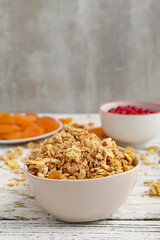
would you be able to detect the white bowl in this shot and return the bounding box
[24,147,140,222]
[100,100,160,145]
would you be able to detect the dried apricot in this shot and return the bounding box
[25,113,39,120]
[88,127,105,138]
[0,134,6,140]
[25,115,37,123]
[0,112,60,140]
[12,113,36,127]
[0,112,11,118]
[23,123,44,138]
[0,112,16,125]
[48,171,62,179]
[36,117,60,133]
[4,131,24,140]
[0,125,20,133]
[59,118,72,124]
[0,118,15,125]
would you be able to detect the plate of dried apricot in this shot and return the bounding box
[0,112,63,144]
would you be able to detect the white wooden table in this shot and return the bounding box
[0,114,160,240]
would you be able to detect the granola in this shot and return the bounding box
[0,146,26,186]
[0,146,23,161]
[149,182,160,197]
[25,122,96,149]
[26,126,135,180]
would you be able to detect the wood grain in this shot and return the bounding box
[0,1,160,113]
[0,220,160,240]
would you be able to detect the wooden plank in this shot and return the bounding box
[0,220,160,240]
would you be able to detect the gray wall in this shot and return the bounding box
[0,0,160,113]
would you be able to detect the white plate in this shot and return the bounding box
[0,118,63,144]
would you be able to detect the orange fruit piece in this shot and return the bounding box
[25,115,37,123]
[0,118,16,125]
[48,171,62,179]
[59,118,72,124]
[0,112,16,125]
[12,113,36,127]
[0,134,6,140]
[25,113,39,120]
[88,127,105,138]
[0,125,21,133]
[23,123,44,138]
[36,117,60,133]
[0,112,11,118]
[4,131,24,140]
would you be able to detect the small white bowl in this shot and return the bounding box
[24,147,140,222]
[100,100,160,145]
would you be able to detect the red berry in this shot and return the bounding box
[108,105,155,115]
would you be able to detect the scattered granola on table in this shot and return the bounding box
[143,179,160,197]
[0,146,26,186]
[26,125,135,180]
[0,146,23,161]
[126,145,160,167]
[149,181,160,197]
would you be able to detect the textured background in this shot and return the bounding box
[0,0,160,113]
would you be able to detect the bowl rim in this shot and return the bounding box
[99,100,160,116]
[24,147,141,183]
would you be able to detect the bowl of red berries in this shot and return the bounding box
[99,100,160,146]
